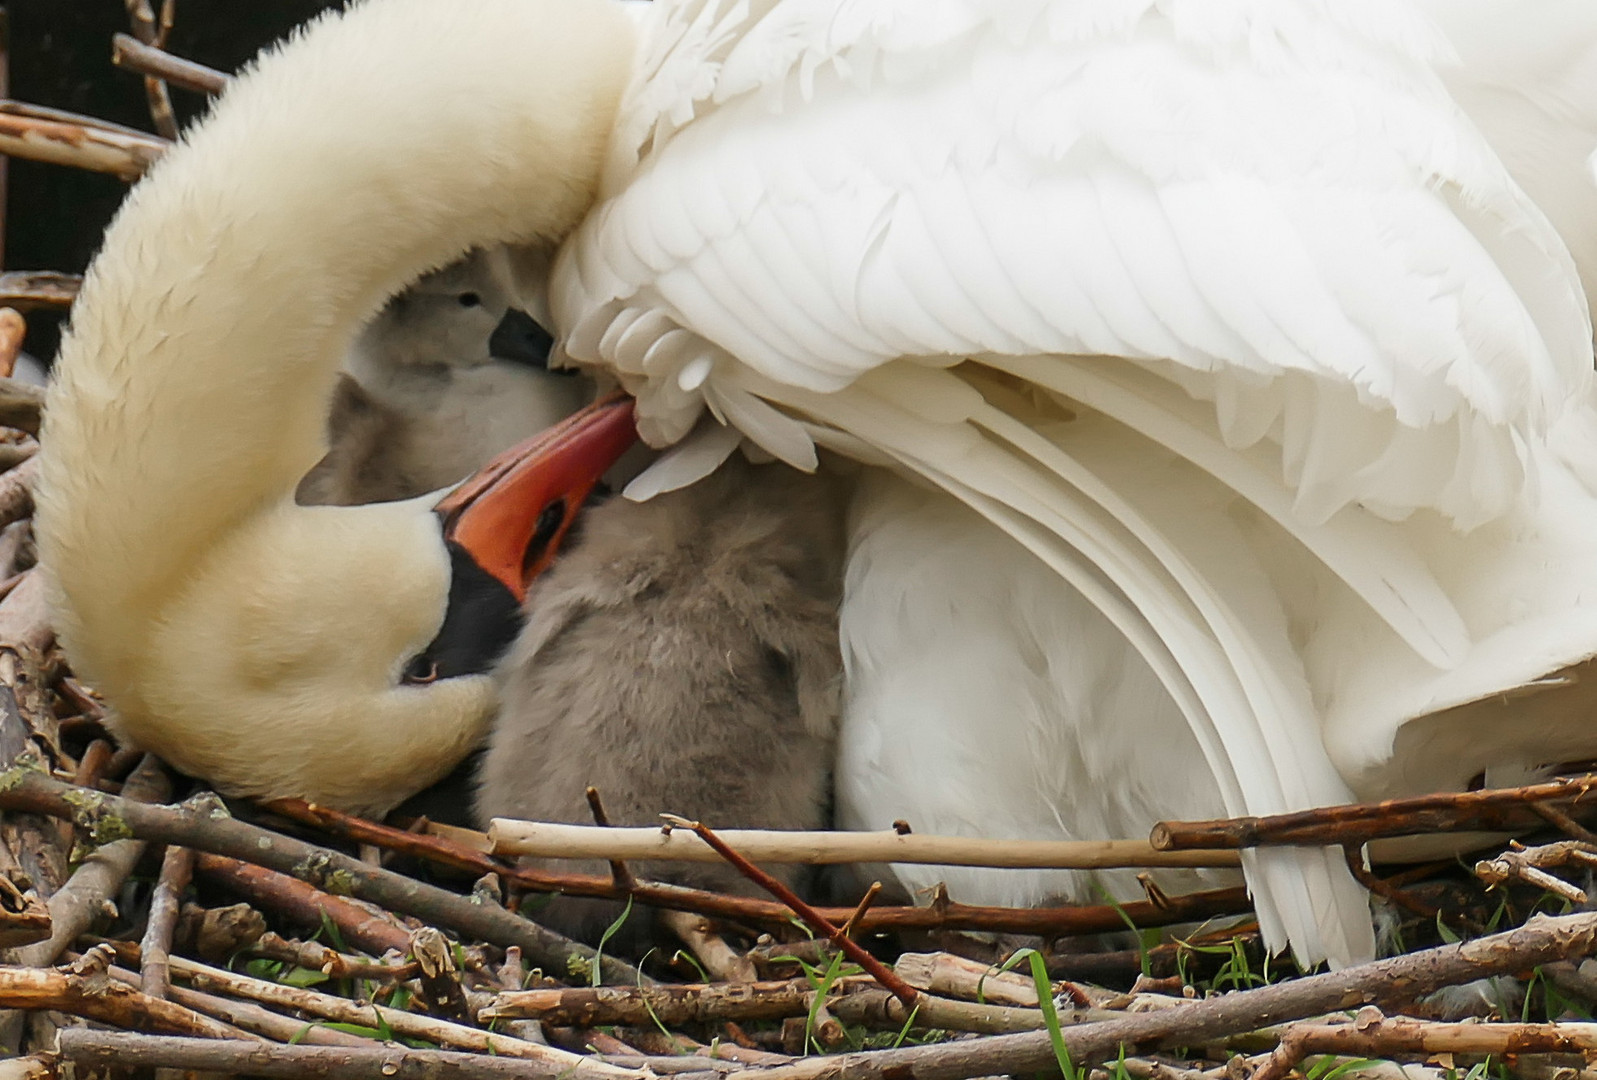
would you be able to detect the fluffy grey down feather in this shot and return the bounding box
[477,455,848,942]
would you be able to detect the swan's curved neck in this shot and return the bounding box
[39,0,636,712]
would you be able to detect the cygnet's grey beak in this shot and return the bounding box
[489,308,565,371]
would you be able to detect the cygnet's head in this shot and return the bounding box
[353,246,556,372]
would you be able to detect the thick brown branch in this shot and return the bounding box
[1254,1010,1597,1080]
[0,311,21,381]
[0,772,641,984]
[0,378,42,438]
[747,911,1597,1080]
[832,988,1058,1035]
[57,1029,661,1080]
[194,852,413,957]
[0,272,79,313]
[165,950,621,1069]
[0,102,167,180]
[486,979,825,1027]
[660,909,758,982]
[97,956,375,1047]
[894,952,1039,1007]
[0,959,243,1037]
[1153,775,1597,850]
[489,820,1240,870]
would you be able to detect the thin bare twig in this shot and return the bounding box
[840,881,882,940]
[587,786,637,892]
[1475,839,1597,903]
[1342,844,1441,922]
[95,956,375,1046]
[139,842,193,999]
[1529,800,1597,844]
[111,33,228,96]
[0,874,46,952]
[664,814,920,1007]
[249,931,417,983]
[1153,775,1597,851]
[123,0,178,139]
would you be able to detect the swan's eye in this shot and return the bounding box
[522,499,567,576]
[458,292,482,308]
[402,654,440,685]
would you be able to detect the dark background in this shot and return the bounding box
[6,1,343,360]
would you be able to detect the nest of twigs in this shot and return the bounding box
[0,564,1595,1080]
[10,6,1597,1080]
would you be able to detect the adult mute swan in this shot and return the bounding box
[36,0,640,815]
[37,0,1597,970]
[548,0,1597,967]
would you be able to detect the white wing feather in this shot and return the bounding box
[553,0,1597,966]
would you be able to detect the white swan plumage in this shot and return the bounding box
[36,0,638,815]
[550,0,1597,966]
[37,0,1597,969]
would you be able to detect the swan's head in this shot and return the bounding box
[86,396,639,815]
[36,0,642,815]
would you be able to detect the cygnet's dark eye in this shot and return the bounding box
[521,499,567,578]
[402,654,440,685]
[458,292,482,308]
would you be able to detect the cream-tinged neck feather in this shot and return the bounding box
[36,0,636,811]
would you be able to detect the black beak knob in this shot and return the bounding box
[489,308,563,370]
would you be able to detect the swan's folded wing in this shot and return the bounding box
[552,0,1597,965]
[557,0,1593,522]
[1416,0,1597,313]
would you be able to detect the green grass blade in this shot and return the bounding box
[592,897,634,988]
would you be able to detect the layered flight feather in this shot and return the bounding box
[551,0,1597,966]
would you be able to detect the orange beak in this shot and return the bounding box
[435,393,639,602]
